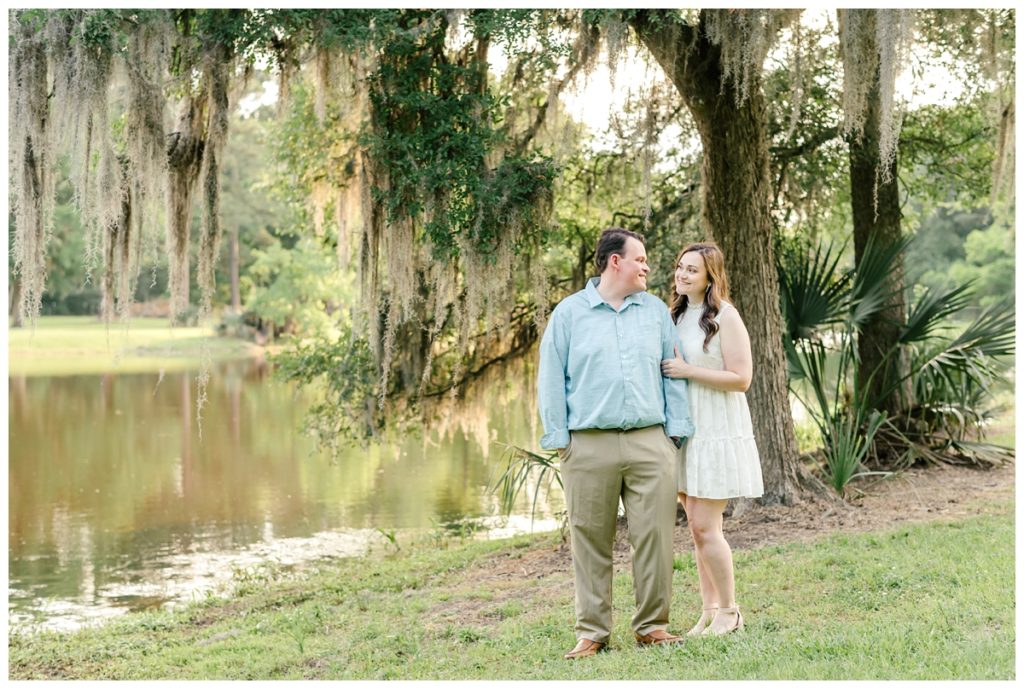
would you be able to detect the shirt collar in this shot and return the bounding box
[585,277,645,310]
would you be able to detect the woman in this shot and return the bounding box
[661,242,764,636]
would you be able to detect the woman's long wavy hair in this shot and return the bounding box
[670,242,731,352]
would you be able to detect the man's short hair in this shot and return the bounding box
[595,228,645,274]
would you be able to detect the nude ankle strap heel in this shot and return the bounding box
[702,605,744,635]
[687,606,718,636]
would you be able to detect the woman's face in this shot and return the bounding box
[674,251,710,302]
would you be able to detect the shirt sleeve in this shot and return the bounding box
[661,307,695,440]
[537,306,570,450]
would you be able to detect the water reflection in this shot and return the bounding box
[8,359,562,631]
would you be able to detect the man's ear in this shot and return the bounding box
[608,253,621,270]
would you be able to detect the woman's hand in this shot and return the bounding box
[661,346,694,379]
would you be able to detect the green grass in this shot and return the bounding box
[9,507,1014,680]
[9,316,260,376]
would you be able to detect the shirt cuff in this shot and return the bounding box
[665,419,695,442]
[540,429,570,450]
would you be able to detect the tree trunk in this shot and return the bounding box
[632,10,800,505]
[166,99,205,323]
[9,276,24,328]
[167,157,196,322]
[101,160,133,323]
[845,11,909,414]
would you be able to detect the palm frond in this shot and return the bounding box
[946,296,1016,359]
[899,282,975,345]
[790,338,837,423]
[784,337,808,382]
[492,444,562,521]
[875,392,1012,469]
[944,439,1015,466]
[821,408,886,493]
[849,235,913,331]
[778,241,851,341]
[914,297,1015,390]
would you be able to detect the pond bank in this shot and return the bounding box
[9,470,1014,680]
[8,316,263,376]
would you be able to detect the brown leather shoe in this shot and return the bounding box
[563,638,607,660]
[634,629,684,646]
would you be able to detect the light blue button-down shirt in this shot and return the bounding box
[537,277,695,449]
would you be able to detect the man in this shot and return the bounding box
[538,227,695,660]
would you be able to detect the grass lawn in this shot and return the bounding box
[9,507,1013,680]
[8,316,261,376]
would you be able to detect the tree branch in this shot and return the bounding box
[629,10,697,67]
[899,128,993,156]
[769,126,840,159]
[422,306,543,399]
[513,22,601,155]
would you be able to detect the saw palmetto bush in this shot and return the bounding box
[890,294,1015,466]
[779,235,1014,495]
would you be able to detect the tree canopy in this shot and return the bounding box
[8,8,1015,497]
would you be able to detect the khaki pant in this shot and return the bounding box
[561,425,678,643]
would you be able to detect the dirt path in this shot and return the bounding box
[698,459,1015,552]
[431,461,1014,628]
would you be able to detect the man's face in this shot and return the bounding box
[617,237,650,293]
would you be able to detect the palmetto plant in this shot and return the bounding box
[788,331,890,494]
[780,235,1014,495]
[889,296,1016,466]
[493,444,564,526]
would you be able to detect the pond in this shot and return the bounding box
[8,359,563,631]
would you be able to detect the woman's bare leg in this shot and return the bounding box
[680,493,718,633]
[687,497,741,634]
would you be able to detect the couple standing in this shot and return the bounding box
[537,228,764,660]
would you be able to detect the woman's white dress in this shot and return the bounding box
[676,301,764,499]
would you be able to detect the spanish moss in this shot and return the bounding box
[704,9,802,105]
[9,13,54,324]
[838,9,915,185]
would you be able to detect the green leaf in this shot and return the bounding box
[899,282,975,344]
[848,234,913,332]
[778,240,851,341]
